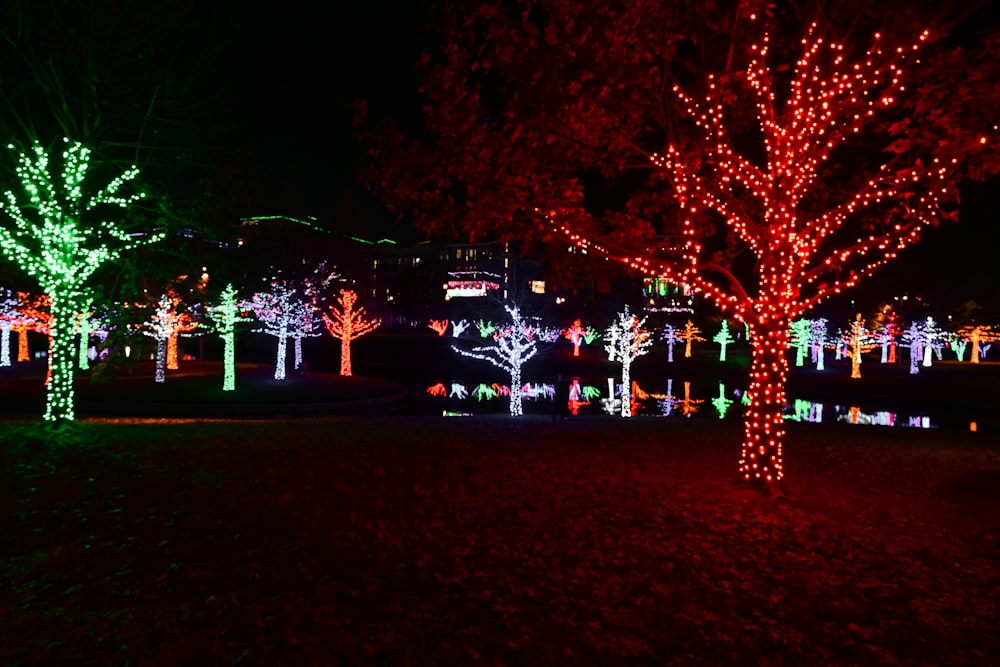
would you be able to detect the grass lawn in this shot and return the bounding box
[1,416,997,665]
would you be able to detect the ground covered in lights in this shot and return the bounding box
[1,417,997,665]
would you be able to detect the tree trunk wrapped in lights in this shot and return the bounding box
[250,280,312,381]
[205,284,252,391]
[365,4,1000,490]
[0,140,160,420]
[604,306,653,418]
[552,24,996,489]
[0,288,20,366]
[322,289,380,377]
[451,304,539,417]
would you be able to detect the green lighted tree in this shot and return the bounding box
[0,139,163,421]
[205,283,252,391]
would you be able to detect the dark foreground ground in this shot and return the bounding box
[1,416,998,665]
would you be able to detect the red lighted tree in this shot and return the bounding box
[322,289,380,376]
[365,4,1000,490]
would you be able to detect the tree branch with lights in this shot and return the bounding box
[0,140,162,420]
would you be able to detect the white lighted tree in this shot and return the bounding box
[810,318,829,371]
[0,288,19,366]
[322,289,380,376]
[451,304,540,417]
[0,139,160,420]
[143,292,189,384]
[604,306,653,418]
[250,279,304,381]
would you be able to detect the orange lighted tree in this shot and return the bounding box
[12,292,52,363]
[322,289,380,376]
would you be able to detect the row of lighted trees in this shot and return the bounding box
[443,305,998,418]
[0,283,380,388]
[0,138,384,421]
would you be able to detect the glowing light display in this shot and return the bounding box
[789,319,812,367]
[475,319,497,338]
[713,320,735,362]
[679,381,703,418]
[810,318,829,371]
[604,306,653,417]
[444,280,499,300]
[682,320,705,359]
[250,279,305,381]
[901,321,924,374]
[205,284,252,391]
[0,139,160,420]
[0,288,20,366]
[322,289,380,376]
[451,305,540,416]
[11,292,52,363]
[553,22,985,488]
[564,319,598,356]
[712,383,735,419]
[957,324,997,364]
[473,383,498,401]
[848,314,875,379]
[660,323,683,363]
[143,293,182,383]
[874,311,900,364]
[428,319,449,336]
[657,378,680,416]
[452,319,471,337]
[426,382,447,397]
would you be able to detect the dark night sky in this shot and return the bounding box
[222,2,998,319]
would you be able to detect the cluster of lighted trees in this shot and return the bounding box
[441,301,999,419]
[789,313,997,377]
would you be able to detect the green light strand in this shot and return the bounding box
[0,139,163,421]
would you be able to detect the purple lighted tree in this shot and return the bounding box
[660,323,683,363]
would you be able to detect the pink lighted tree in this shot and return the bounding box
[322,289,380,376]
